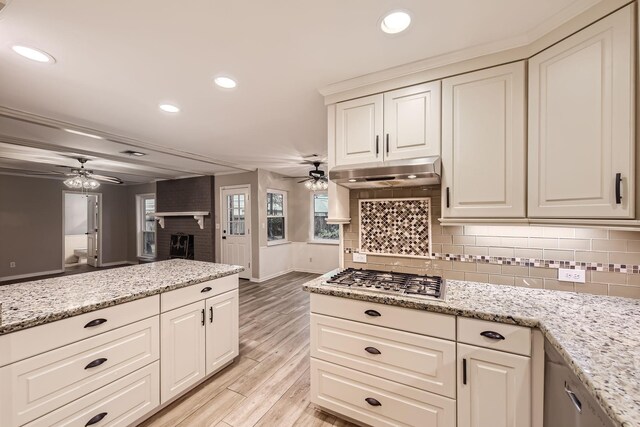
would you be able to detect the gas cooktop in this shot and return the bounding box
[324,268,445,300]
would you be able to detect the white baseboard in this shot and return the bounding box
[293,268,333,275]
[0,269,64,282]
[252,268,295,283]
[100,261,131,267]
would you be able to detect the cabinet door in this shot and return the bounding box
[383,82,441,161]
[442,62,526,218]
[160,301,206,404]
[457,344,531,427]
[335,94,383,166]
[205,289,239,376]
[528,5,635,218]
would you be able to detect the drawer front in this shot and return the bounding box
[457,317,531,356]
[311,358,456,427]
[0,316,159,427]
[25,362,159,427]
[311,314,455,398]
[310,294,455,340]
[161,274,238,312]
[0,296,159,367]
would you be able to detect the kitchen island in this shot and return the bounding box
[0,259,243,427]
[304,270,640,427]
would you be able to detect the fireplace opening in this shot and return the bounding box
[170,233,194,259]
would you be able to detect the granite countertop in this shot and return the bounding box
[0,259,244,335]
[304,270,640,427]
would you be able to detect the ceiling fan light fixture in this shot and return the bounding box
[380,10,411,34]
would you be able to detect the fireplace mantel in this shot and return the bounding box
[153,211,209,229]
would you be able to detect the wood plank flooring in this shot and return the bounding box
[140,271,358,427]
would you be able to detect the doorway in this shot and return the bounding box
[221,186,251,279]
[62,192,102,271]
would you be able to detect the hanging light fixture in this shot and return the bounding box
[63,159,101,193]
[299,162,329,191]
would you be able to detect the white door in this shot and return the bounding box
[221,188,251,279]
[160,301,206,404]
[528,5,635,218]
[86,195,99,267]
[442,62,526,218]
[457,344,531,427]
[205,289,239,376]
[335,94,384,166]
[384,81,441,161]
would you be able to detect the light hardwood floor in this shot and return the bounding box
[139,271,358,427]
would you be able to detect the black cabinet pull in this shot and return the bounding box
[463,358,467,385]
[446,187,450,208]
[201,286,212,293]
[84,318,107,328]
[365,346,381,355]
[480,331,505,340]
[209,306,213,323]
[201,309,205,326]
[85,412,108,426]
[84,358,108,370]
[615,173,622,204]
[365,397,382,407]
[375,135,379,156]
[385,134,389,154]
[364,309,381,317]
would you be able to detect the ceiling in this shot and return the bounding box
[0,0,600,181]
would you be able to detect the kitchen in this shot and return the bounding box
[1,1,640,427]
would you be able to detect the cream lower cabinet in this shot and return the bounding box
[161,288,239,403]
[457,344,531,427]
[528,4,635,218]
[441,61,526,218]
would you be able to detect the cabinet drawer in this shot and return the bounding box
[161,274,238,312]
[0,316,159,427]
[24,362,159,427]
[0,295,159,367]
[310,294,454,340]
[311,314,455,398]
[311,358,456,427]
[457,317,531,356]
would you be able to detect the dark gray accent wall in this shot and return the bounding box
[156,176,215,262]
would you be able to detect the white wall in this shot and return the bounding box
[258,242,339,282]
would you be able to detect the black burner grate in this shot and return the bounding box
[325,268,443,299]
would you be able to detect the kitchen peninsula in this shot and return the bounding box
[0,259,243,427]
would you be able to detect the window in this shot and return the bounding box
[312,192,339,241]
[136,194,156,258]
[267,190,286,242]
[226,194,246,235]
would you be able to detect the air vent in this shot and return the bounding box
[120,150,146,157]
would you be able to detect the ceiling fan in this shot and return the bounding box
[62,158,123,190]
[297,161,329,191]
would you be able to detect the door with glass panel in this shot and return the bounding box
[221,187,251,279]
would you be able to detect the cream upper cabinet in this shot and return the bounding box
[205,290,239,375]
[334,83,441,166]
[528,5,635,218]
[335,94,383,166]
[458,343,531,427]
[441,62,526,218]
[383,82,441,161]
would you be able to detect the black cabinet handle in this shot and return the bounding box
[201,286,212,293]
[84,318,107,328]
[209,306,213,323]
[615,173,622,204]
[84,358,108,370]
[463,358,467,385]
[201,309,205,326]
[365,397,382,407]
[375,135,379,156]
[385,134,389,154]
[85,412,108,426]
[365,346,381,355]
[480,331,505,340]
[364,309,381,317]
[446,187,450,208]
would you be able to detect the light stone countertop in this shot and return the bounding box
[303,270,640,427]
[0,259,243,335]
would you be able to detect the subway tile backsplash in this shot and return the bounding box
[342,187,640,298]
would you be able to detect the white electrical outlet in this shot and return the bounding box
[9,262,15,268]
[353,253,367,263]
[558,268,585,283]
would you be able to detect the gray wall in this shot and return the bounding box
[64,193,88,235]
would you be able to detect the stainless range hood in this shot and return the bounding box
[329,156,441,189]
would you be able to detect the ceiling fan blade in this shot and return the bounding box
[90,174,124,184]
[298,179,311,183]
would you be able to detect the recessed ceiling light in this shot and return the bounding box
[121,150,146,157]
[12,45,55,63]
[348,179,357,183]
[214,76,237,89]
[380,11,411,34]
[159,104,180,113]
[63,128,103,139]
[407,174,417,179]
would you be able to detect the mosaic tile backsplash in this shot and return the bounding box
[359,198,431,258]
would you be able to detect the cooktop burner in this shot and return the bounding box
[324,268,445,300]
